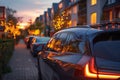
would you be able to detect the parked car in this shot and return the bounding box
[25,36,36,49]
[24,36,29,45]
[30,36,50,57]
[37,26,120,80]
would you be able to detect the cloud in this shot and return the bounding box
[15,9,44,22]
[34,1,41,5]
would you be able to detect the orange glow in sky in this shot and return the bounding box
[17,22,29,30]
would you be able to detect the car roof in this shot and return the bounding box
[55,27,103,38]
[26,35,37,38]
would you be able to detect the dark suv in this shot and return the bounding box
[37,27,120,80]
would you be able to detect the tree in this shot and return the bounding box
[28,17,44,35]
[4,8,21,39]
[35,20,44,31]
[6,7,18,26]
[52,11,71,32]
[29,24,35,30]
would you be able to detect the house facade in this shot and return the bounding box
[78,0,87,25]
[39,15,44,23]
[43,11,47,36]
[66,0,80,27]
[87,0,107,25]
[0,6,6,38]
[102,0,120,22]
[51,3,59,21]
[50,3,59,36]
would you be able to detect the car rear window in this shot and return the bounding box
[93,30,120,61]
[93,41,120,61]
[93,30,120,44]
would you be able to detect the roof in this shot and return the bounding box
[34,36,50,39]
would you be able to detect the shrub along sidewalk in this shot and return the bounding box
[0,39,14,79]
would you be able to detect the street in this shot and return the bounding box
[0,0,120,80]
[3,39,38,80]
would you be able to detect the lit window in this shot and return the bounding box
[91,0,97,5]
[109,10,112,21]
[73,20,77,26]
[118,10,120,18]
[59,2,63,9]
[71,0,77,2]
[91,12,97,24]
[73,6,77,14]
[51,9,53,14]
[47,12,48,17]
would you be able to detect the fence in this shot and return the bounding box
[91,22,120,30]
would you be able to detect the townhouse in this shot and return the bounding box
[87,0,107,25]
[102,0,120,22]
[0,6,6,38]
[38,0,120,36]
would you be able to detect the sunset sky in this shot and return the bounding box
[0,0,60,22]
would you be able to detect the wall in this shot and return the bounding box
[87,0,107,25]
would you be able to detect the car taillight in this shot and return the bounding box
[84,58,120,79]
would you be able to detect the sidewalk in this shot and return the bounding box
[3,39,38,80]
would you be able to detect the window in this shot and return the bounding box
[108,0,116,4]
[62,40,80,53]
[54,39,63,52]
[70,0,78,3]
[56,32,68,44]
[109,10,112,21]
[32,38,36,43]
[73,6,77,14]
[78,42,85,53]
[59,2,63,9]
[91,0,97,5]
[72,20,77,26]
[47,38,56,51]
[47,38,63,52]
[51,9,53,14]
[0,7,5,19]
[118,10,120,18]
[90,12,97,24]
[47,32,68,52]
[61,33,82,53]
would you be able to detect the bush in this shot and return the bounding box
[0,39,14,77]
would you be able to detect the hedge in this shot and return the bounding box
[0,39,14,79]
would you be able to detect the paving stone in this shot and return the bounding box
[3,40,38,80]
